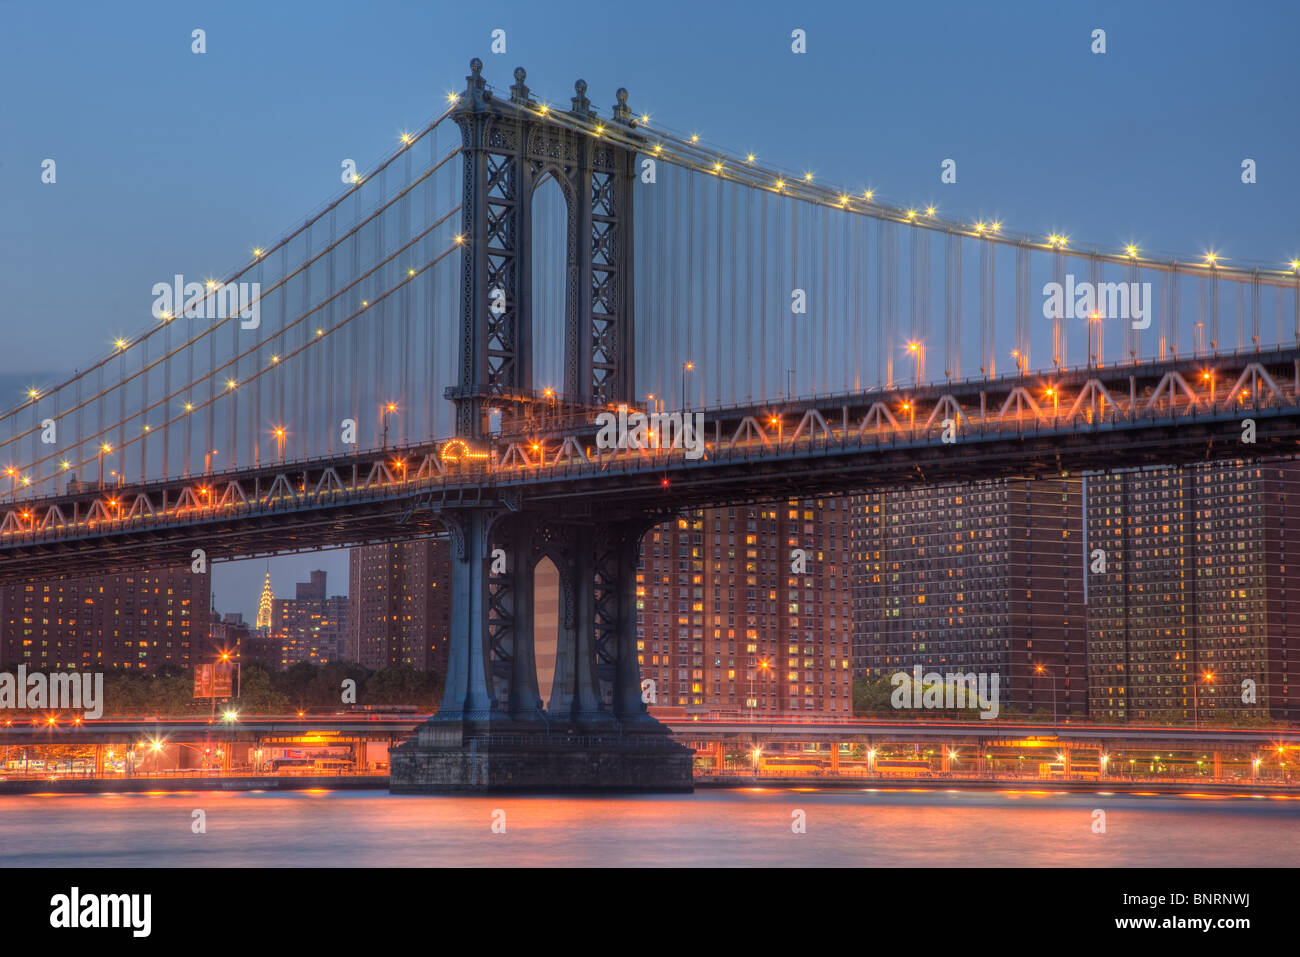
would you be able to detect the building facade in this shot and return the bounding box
[268,570,350,669]
[1086,461,1300,723]
[638,499,855,717]
[851,478,1087,718]
[348,541,451,673]
[0,567,209,674]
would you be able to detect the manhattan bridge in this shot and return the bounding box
[3,60,1298,789]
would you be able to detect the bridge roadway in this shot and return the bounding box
[2,346,1299,579]
[3,713,1297,751]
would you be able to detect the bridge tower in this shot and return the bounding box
[445,57,638,440]
[391,61,690,793]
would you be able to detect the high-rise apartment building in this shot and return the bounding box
[851,479,1087,718]
[0,567,209,674]
[637,499,855,716]
[269,570,350,669]
[349,541,451,672]
[1086,461,1300,723]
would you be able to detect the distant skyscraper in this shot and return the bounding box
[268,570,349,669]
[255,570,274,632]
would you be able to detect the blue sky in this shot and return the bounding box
[2,0,1296,619]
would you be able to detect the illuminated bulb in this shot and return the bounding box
[205,279,217,288]
[974,222,985,233]
[362,300,368,307]
[990,221,1001,232]
[713,161,723,172]
[447,92,459,103]
[804,172,813,181]
[454,235,464,244]
[840,195,850,206]
[640,114,649,124]
[60,461,69,469]
[253,248,262,257]
[270,355,279,363]
[1290,260,1300,272]
[1205,251,1218,264]
[906,209,917,220]
[115,338,127,350]
[184,402,193,412]
[746,153,755,163]
[690,134,699,143]
[775,179,785,190]
[400,133,412,144]
[408,268,415,276]
[653,143,662,153]
[1126,245,1138,257]
[925,206,935,216]
[101,444,112,453]
[226,379,237,390]
[316,329,324,336]
[27,389,37,399]
[595,124,605,136]
[539,104,549,115]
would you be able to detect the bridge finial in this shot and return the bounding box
[463,58,487,107]
[571,78,593,118]
[510,66,532,105]
[612,87,632,124]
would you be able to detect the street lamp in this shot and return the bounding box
[1035,663,1058,724]
[273,427,286,462]
[749,656,769,721]
[1193,670,1215,728]
[380,402,398,448]
[97,443,112,489]
[680,362,694,410]
[907,341,923,385]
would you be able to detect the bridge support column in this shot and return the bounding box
[1213,751,1222,781]
[390,507,690,793]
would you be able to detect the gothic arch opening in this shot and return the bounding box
[533,555,561,709]
[531,174,568,395]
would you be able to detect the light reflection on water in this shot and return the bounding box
[2,788,1298,867]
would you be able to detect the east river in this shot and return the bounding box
[3,787,1298,866]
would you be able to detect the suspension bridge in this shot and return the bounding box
[5,59,1299,790]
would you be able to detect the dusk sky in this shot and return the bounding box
[2,0,1296,620]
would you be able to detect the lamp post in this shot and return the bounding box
[380,402,398,449]
[907,341,922,386]
[97,443,112,489]
[749,657,769,721]
[1035,663,1057,724]
[1193,670,1215,728]
[680,362,694,411]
